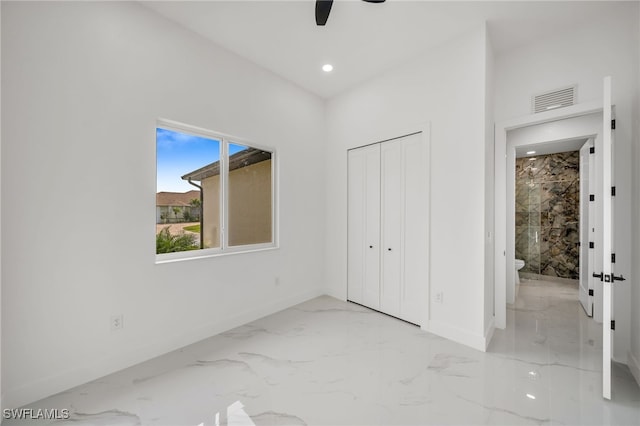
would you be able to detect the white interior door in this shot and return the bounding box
[379,132,427,325]
[601,76,614,400]
[579,140,593,316]
[347,144,381,309]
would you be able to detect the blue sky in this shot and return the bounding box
[156,128,220,192]
[157,128,250,193]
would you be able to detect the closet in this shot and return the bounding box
[347,131,429,325]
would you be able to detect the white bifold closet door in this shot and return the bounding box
[348,132,427,325]
[347,143,381,310]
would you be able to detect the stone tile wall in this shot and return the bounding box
[515,151,580,279]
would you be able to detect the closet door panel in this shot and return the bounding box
[399,133,428,325]
[363,145,382,309]
[380,139,403,318]
[347,145,381,309]
[347,149,366,304]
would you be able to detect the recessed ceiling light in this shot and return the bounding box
[526,150,536,155]
[322,64,334,72]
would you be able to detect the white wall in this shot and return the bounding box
[0,0,3,415]
[484,27,496,337]
[325,26,492,350]
[494,3,639,363]
[1,2,325,408]
[630,1,640,387]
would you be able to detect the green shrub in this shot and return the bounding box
[156,227,198,253]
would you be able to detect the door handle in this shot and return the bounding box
[594,272,627,282]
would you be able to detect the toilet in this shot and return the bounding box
[515,259,525,284]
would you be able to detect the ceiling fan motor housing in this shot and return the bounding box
[316,0,386,26]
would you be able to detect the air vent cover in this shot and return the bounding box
[532,85,576,113]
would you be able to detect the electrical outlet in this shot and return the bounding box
[111,314,124,331]
[435,292,444,304]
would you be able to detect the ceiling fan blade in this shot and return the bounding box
[315,0,333,26]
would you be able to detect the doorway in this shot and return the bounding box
[495,77,629,401]
[504,113,603,319]
[515,143,591,286]
[512,141,589,309]
[494,102,605,329]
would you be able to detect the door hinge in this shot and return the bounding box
[588,289,594,296]
[589,194,595,202]
[611,253,616,263]
[611,320,615,330]
[589,242,594,249]
[611,186,616,196]
[590,147,595,154]
[611,119,616,130]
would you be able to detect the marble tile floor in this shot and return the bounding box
[7,280,640,426]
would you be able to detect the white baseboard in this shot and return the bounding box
[4,289,323,410]
[426,319,488,352]
[629,350,640,389]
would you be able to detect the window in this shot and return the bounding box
[156,120,276,261]
[227,143,273,246]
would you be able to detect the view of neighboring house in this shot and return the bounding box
[156,189,201,224]
[181,147,272,248]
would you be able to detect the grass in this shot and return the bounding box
[183,224,200,233]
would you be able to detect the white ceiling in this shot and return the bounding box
[515,137,589,158]
[143,1,626,99]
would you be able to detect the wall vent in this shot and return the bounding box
[532,85,576,113]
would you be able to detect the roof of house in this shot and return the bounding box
[181,147,271,182]
[156,190,200,207]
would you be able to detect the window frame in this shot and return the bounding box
[155,118,278,263]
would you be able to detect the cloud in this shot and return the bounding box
[156,128,202,150]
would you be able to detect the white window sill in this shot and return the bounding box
[155,244,279,264]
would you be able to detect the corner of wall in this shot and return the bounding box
[320,98,331,299]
